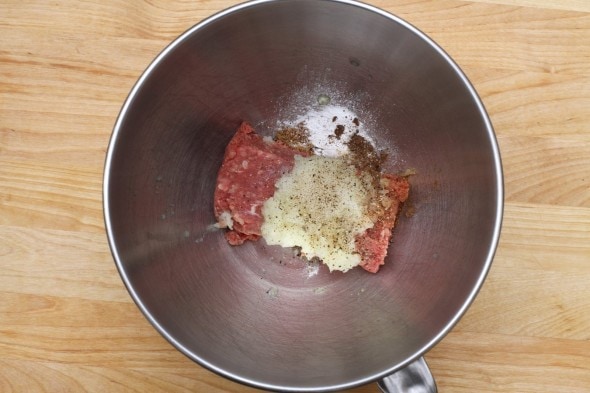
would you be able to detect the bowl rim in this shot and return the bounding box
[103,0,504,391]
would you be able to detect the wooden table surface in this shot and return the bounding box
[1,0,589,392]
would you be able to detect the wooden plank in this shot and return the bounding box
[0,164,104,232]
[471,70,590,141]
[0,359,263,393]
[459,0,590,13]
[457,204,590,340]
[499,136,590,207]
[429,331,590,393]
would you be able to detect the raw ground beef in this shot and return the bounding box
[213,122,306,245]
[214,122,409,273]
[355,174,410,273]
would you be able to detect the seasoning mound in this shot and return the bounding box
[213,120,409,273]
[273,124,314,154]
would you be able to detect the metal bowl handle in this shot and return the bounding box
[377,357,437,393]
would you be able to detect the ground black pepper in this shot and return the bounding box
[274,123,314,154]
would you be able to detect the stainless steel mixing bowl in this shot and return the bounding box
[104,0,503,391]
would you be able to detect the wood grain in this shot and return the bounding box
[461,0,590,12]
[1,0,589,392]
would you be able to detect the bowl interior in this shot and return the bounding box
[105,1,502,391]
